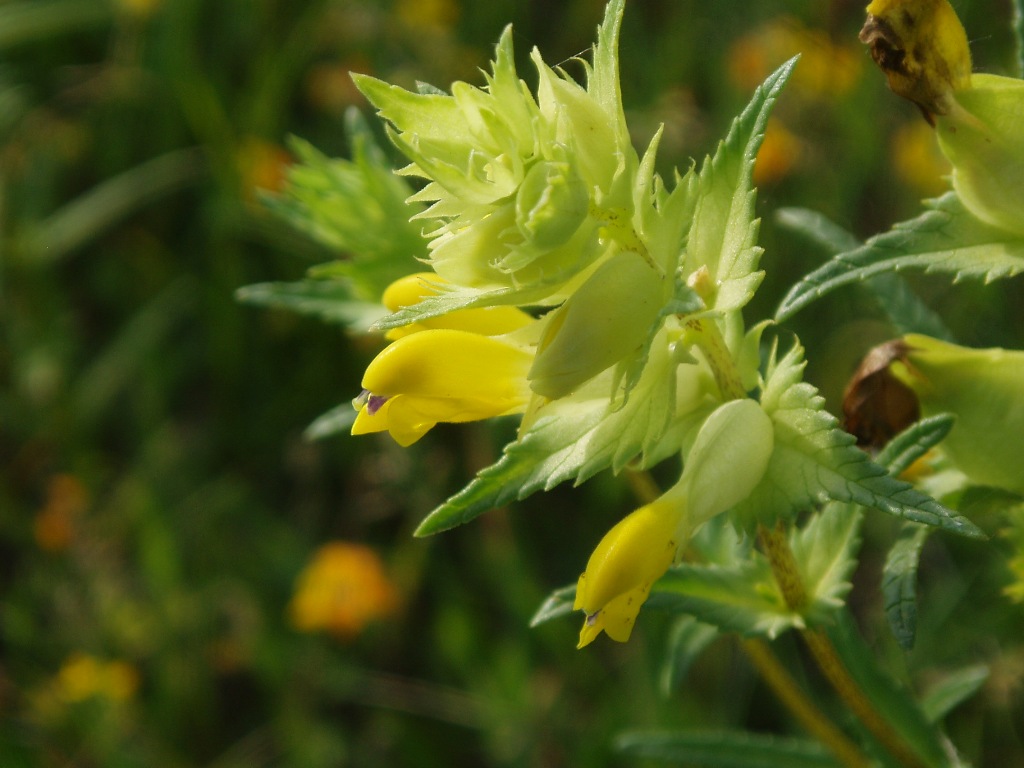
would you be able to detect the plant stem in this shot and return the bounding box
[741,638,871,768]
[685,317,746,400]
[758,524,931,768]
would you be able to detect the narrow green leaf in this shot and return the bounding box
[775,193,1024,322]
[304,403,358,441]
[882,522,930,651]
[615,730,840,768]
[875,414,957,649]
[826,612,952,768]
[659,617,720,697]
[1014,0,1024,78]
[686,57,797,313]
[920,665,989,723]
[776,207,953,340]
[529,584,576,627]
[875,414,956,478]
[235,280,387,331]
[0,0,112,50]
[21,148,205,265]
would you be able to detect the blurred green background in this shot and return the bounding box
[2,0,1022,765]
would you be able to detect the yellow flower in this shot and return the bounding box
[57,654,139,703]
[288,542,399,639]
[574,497,684,647]
[574,400,774,647]
[352,328,534,446]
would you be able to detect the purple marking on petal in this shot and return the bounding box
[366,394,390,415]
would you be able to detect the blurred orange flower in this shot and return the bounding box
[34,474,88,552]
[754,118,801,185]
[288,542,399,639]
[237,137,293,201]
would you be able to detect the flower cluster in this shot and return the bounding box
[331,0,983,648]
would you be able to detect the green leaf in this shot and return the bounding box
[775,192,1024,322]
[0,0,112,50]
[647,559,796,637]
[775,208,953,341]
[873,414,956,649]
[267,114,427,300]
[921,665,990,723]
[659,616,719,696]
[826,612,953,768]
[882,522,930,651]
[791,504,862,622]
[304,403,358,441]
[20,148,205,265]
[685,57,797,313]
[529,584,576,627]
[734,340,984,540]
[1014,0,1024,78]
[875,414,956,477]
[235,280,387,331]
[615,730,840,767]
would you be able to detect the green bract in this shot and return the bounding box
[937,74,1024,236]
[351,3,633,299]
[892,334,1024,494]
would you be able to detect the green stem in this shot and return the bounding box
[685,317,746,400]
[741,638,871,768]
[758,524,931,768]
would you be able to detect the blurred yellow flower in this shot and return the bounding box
[116,0,161,18]
[727,18,861,100]
[890,119,951,197]
[57,654,139,703]
[395,0,459,30]
[289,542,399,639]
[33,474,88,552]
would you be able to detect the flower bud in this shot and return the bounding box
[515,157,590,250]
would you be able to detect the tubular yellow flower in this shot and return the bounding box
[574,400,774,647]
[574,498,683,647]
[352,329,534,446]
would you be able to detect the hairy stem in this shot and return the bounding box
[741,638,871,768]
[759,524,930,768]
[685,317,746,400]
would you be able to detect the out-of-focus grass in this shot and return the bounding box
[0,1,1021,766]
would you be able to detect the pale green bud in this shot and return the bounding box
[528,251,665,399]
[515,157,590,250]
[936,74,1024,236]
[891,334,1024,493]
[678,398,775,526]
